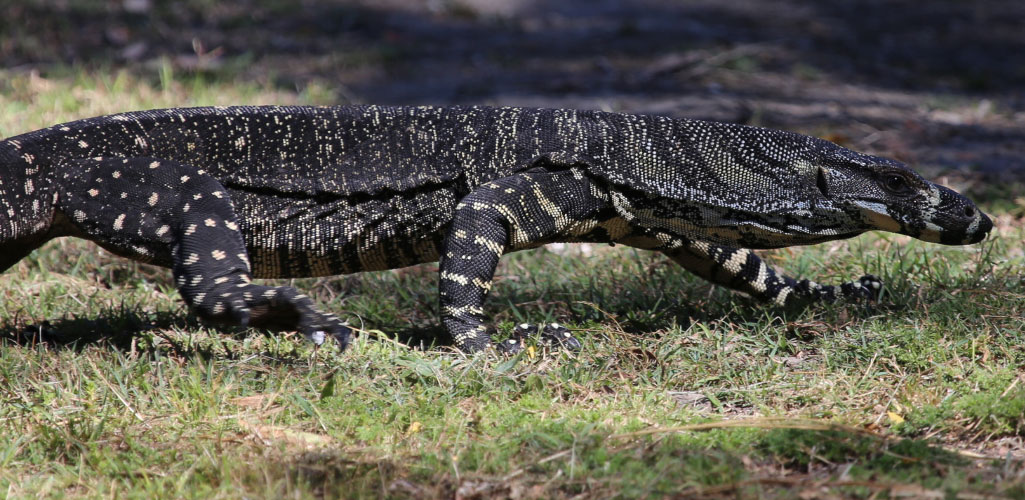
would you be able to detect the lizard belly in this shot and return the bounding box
[233,187,459,278]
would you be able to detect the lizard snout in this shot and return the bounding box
[964,210,992,244]
[926,185,992,245]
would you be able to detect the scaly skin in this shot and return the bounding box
[0,106,993,352]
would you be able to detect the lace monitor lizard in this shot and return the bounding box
[0,105,992,353]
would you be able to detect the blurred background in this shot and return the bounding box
[2,0,1024,187]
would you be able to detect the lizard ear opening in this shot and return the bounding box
[816,166,830,198]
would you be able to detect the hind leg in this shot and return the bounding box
[57,157,351,347]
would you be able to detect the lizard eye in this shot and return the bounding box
[881,174,912,195]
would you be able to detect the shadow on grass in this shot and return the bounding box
[246,426,983,499]
[380,325,454,351]
[0,275,884,358]
[0,306,311,365]
[760,428,970,473]
[0,306,190,351]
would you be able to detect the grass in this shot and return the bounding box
[1,68,1024,499]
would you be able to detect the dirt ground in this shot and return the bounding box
[3,0,1024,184]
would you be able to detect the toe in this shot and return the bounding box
[495,337,524,355]
[541,323,582,351]
[859,275,883,300]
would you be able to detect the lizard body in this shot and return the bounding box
[0,105,992,351]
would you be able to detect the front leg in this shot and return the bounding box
[663,239,880,305]
[439,168,608,353]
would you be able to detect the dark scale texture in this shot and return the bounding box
[0,105,993,352]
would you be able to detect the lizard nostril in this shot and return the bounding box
[964,206,975,218]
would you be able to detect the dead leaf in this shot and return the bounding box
[239,420,333,449]
[231,394,275,409]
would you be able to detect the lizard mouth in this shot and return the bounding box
[942,210,992,245]
[910,214,991,245]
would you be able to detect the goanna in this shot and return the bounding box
[0,106,993,352]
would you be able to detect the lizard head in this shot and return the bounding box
[814,146,992,245]
[589,116,992,249]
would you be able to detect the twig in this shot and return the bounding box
[502,449,573,481]
[999,374,1021,398]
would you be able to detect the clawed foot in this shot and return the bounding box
[495,322,582,354]
[301,316,352,350]
[195,283,353,351]
[841,274,883,301]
